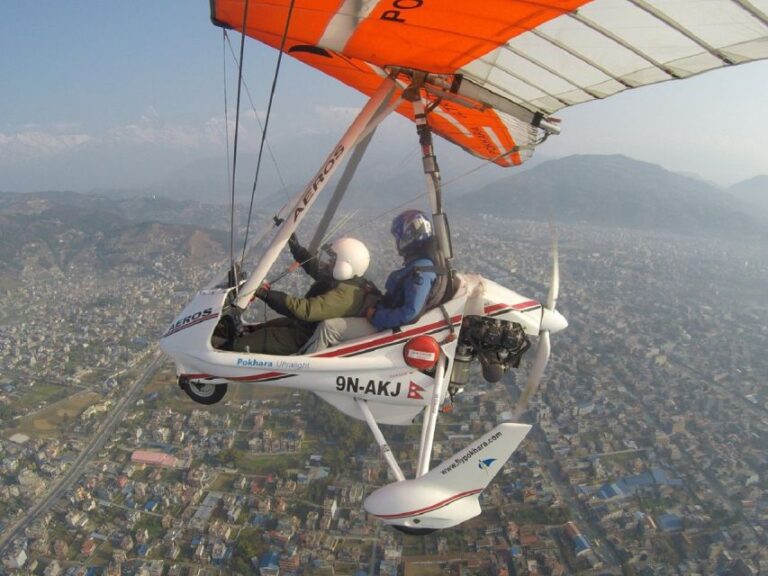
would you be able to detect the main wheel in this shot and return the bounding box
[180,378,228,405]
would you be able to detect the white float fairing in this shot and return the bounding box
[364,423,532,532]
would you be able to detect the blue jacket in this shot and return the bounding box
[371,257,436,330]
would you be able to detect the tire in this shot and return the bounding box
[181,379,228,405]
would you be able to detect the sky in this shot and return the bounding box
[2,1,767,196]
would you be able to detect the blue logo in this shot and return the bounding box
[478,458,496,472]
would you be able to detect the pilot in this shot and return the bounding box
[231,234,380,355]
[302,209,441,352]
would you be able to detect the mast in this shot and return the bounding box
[233,75,398,310]
[403,76,454,265]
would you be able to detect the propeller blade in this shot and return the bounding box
[513,330,551,419]
[546,232,559,310]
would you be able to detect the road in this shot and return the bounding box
[0,350,164,553]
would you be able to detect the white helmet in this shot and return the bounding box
[320,237,370,281]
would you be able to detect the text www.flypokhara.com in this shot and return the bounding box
[439,430,502,475]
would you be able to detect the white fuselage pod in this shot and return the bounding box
[159,274,545,424]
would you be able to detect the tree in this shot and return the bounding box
[231,528,268,572]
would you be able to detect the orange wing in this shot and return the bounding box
[211,0,768,166]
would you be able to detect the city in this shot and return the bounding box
[1,213,767,575]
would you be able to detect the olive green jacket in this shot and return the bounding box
[263,277,380,323]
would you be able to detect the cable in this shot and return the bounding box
[223,32,286,191]
[228,0,251,282]
[329,132,550,240]
[240,0,297,267]
[223,30,234,272]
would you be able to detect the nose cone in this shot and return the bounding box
[541,308,568,334]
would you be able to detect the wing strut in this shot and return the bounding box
[233,74,399,309]
[309,129,376,253]
[354,350,450,481]
[307,75,408,252]
[356,399,406,482]
[416,350,449,477]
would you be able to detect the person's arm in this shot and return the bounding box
[288,234,319,278]
[262,285,354,322]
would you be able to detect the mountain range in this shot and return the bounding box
[1,154,765,278]
[453,155,767,239]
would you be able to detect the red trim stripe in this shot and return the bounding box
[313,314,462,359]
[483,300,540,316]
[183,316,461,382]
[185,371,286,382]
[373,488,483,520]
[183,300,539,382]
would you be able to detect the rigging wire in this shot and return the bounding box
[240,0,297,267]
[223,31,286,190]
[223,30,234,272]
[228,0,252,281]
[325,138,544,241]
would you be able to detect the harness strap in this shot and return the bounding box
[353,279,382,317]
[438,304,456,341]
[411,264,448,275]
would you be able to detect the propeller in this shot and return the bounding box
[513,234,567,419]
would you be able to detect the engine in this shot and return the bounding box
[450,316,531,390]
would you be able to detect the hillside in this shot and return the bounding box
[455,155,766,238]
[728,175,768,217]
[0,192,228,278]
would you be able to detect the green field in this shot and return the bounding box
[7,390,102,438]
[14,381,70,411]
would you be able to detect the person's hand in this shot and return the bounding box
[251,282,271,302]
[288,233,300,251]
[365,307,376,321]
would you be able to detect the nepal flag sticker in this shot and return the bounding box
[407,382,425,400]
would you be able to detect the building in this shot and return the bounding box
[131,450,178,468]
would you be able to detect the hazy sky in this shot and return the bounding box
[2,1,767,195]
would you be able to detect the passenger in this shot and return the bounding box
[231,234,379,355]
[302,209,439,353]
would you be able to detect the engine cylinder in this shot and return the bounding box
[450,348,473,387]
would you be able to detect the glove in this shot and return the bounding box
[251,282,271,302]
[288,233,300,251]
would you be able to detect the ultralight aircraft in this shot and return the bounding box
[160,0,768,533]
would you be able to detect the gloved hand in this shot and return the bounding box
[251,282,271,302]
[288,232,300,252]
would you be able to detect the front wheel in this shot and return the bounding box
[180,378,228,405]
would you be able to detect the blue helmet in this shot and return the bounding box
[391,209,433,254]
